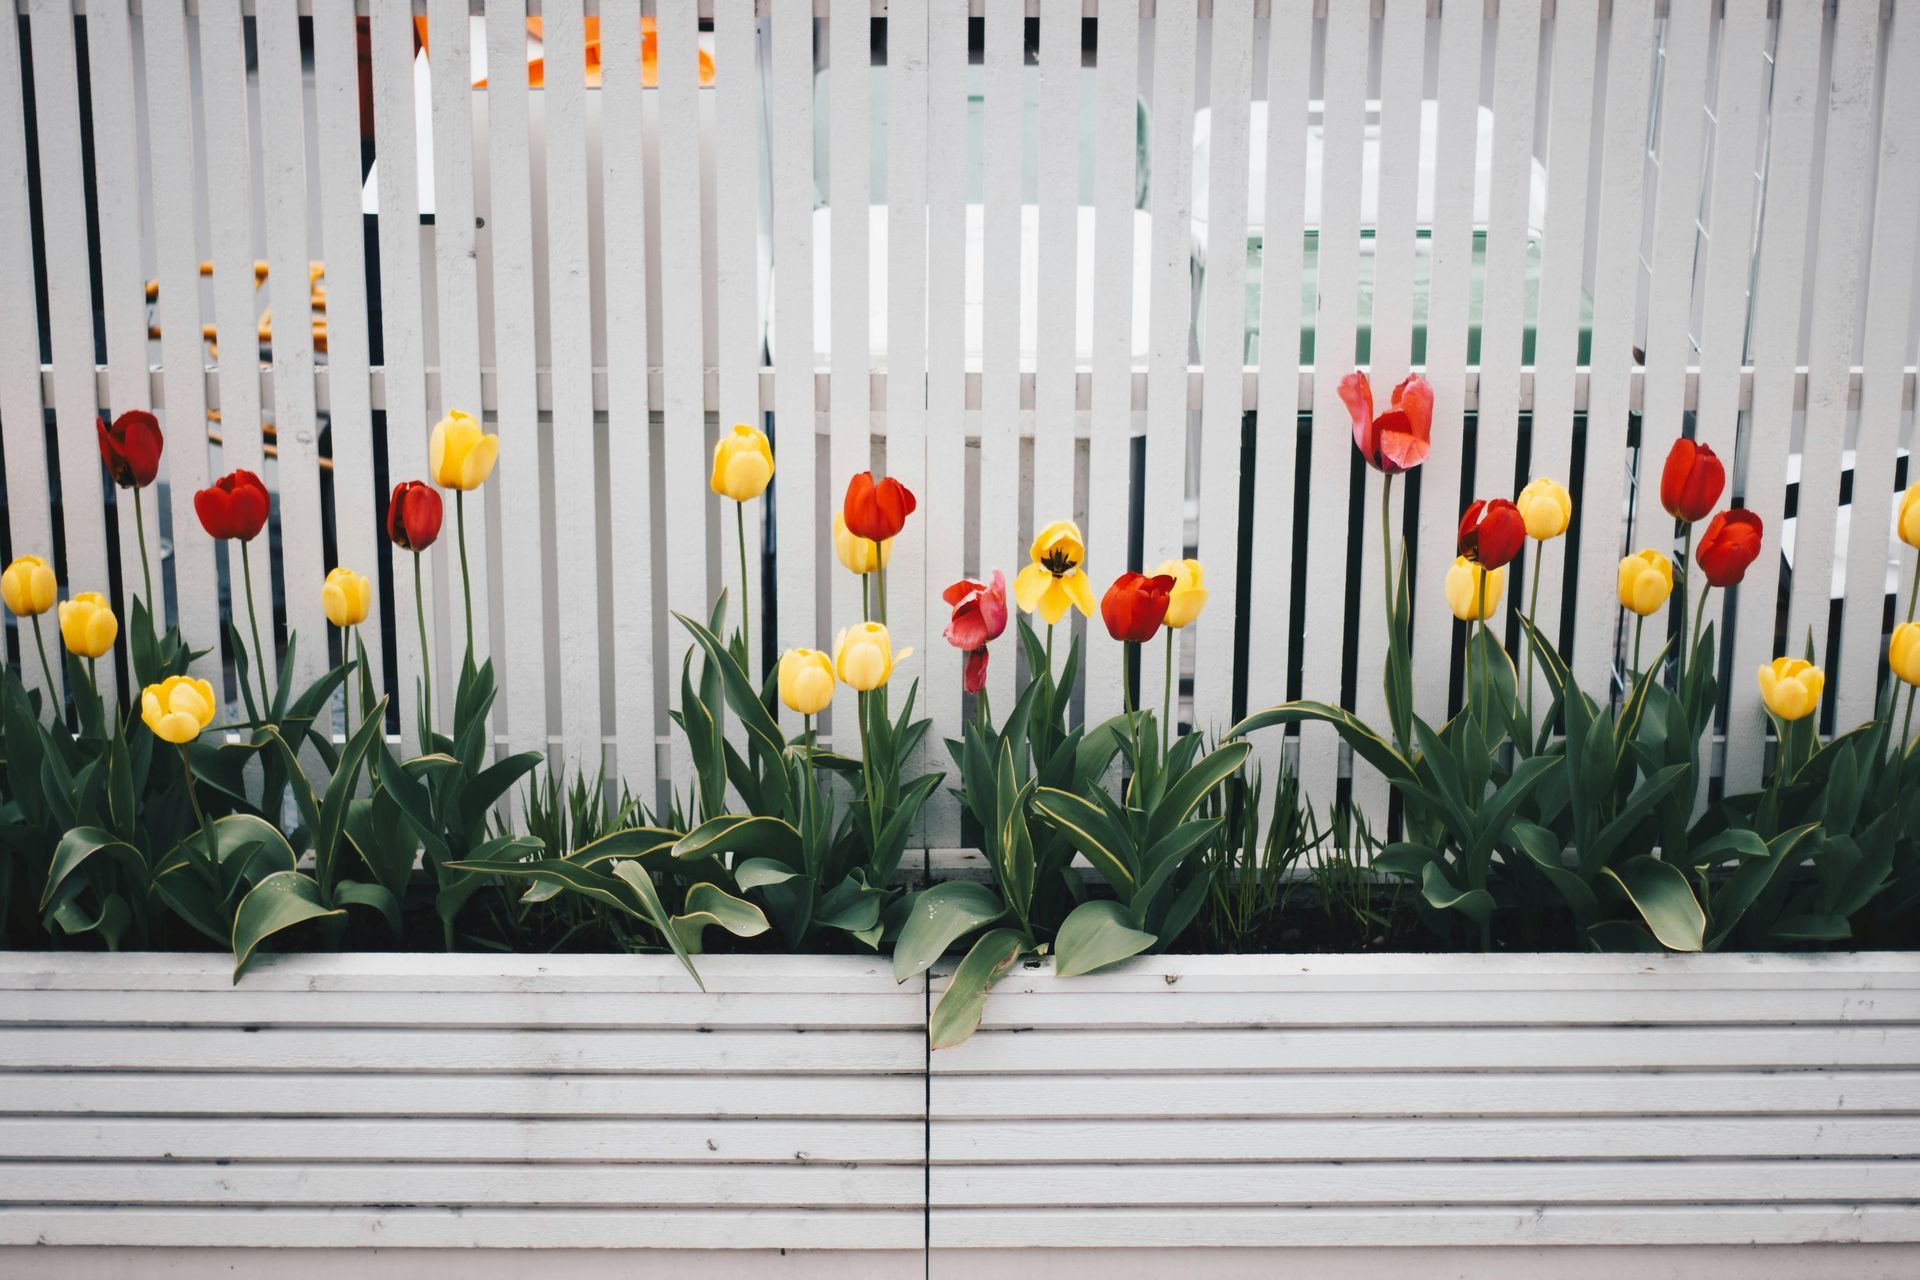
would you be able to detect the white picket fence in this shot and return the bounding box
[1,0,1916,845]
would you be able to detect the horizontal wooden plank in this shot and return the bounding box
[0,1028,923,1074]
[0,1117,922,1164]
[929,1070,1920,1119]
[927,1204,1920,1249]
[0,953,912,995]
[931,1027,1920,1074]
[0,1072,926,1120]
[930,1160,1920,1207]
[1,1206,925,1251]
[0,989,923,1030]
[928,1117,1920,1163]
[0,1162,919,1209]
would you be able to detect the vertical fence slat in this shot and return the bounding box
[883,0,930,835]
[1786,1,1879,675]
[1631,0,1712,651]
[1140,0,1193,588]
[1473,0,1541,527]
[1570,0,1656,700]
[0,3,54,702]
[84,0,162,664]
[657,0,707,785]
[1724,0,1822,791]
[827,0,870,736]
[1244,0,1310,794]
[1034,0,1079,610]
[716,0,764,678]
[1528,0,1598,675]
[980,0,1021,715]
[771,0,818,725]
[1084,0,1140,733]
[1349,0,1424,820]
[600,1,657,796]
[1410,0,1482,725]
[923,0,968,847]
[255,0,329,715]
[542,0,604,776]
[429,0,495,694]
[27,0,106,706]
[1299,0,1366,805]
[484,0,548,762]
[1686,0,1769,807]
[312,0,385,716]
[1192,0,1252,739]
[200,0,274,698]
[141,0,221,678]
[1837,1,1920,730]
[371,0,438,749]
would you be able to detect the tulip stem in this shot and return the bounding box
[457,490,475,664]
[1633,615,1645,682]
[1045,623,1054,676]
[1525,546,1543,736]
[856,690,878,845]
[1379,474,1396,643]
[343,624,356,735]
[180,744,216,860]
[1689,582,1711,677]
[413,549,432,739]
[133,494,155,621]
[1902,686,1914,755]
[30,615,58,708]
[862,575,871,624]
[734,500,752,663]
[876,565,887,629]
[1906,556,1919,625]
[1162,627,1174,753]
[241,541,271,714]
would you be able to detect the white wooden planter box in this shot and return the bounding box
[5,951,1920,1277]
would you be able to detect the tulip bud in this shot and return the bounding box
[1660,438,1725,523]
[1516,477,1572,541]
[142,675,217,744]
[322,567,373,628]
[1457,499,1528,571]
[1,555,58,617]
[1101,572,1175,644]
[58,592,118,658]
[833,513,891,575]
[710,423,775,502]
[1757,657,1823,723]
[386,481,444,551]
[97,410,165,489]
[778,648,836,716]
[1898,482,1920,550]
[194,469,271,542]
[1617,550,1675,617]
[1697,508,1763,587]
[843,471,917,542]
[833,621,909,692]
[1890,623,1920,688]
[1153,559,1210,628]
[429,410,501,491]
[1444,556,1505,622]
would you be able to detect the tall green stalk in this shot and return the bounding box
[457,489,475,662]
[241,541,271,710]
[413,549,432,737]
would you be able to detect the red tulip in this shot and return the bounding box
[1457,498,1527,571]
[1696,508,1763,587]
[97,410,165,489]
[1100,572,1175,644]
[843,471,917,542]
[386,480,443,551]
[1660,438,1725,523]
[1339,371,1433,475]
[942,571,1008,651]
[193,469,271,542]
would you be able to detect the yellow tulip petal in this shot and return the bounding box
[1061,569,1097,618]
[460,432,500,489]
[1013,563,1051,613]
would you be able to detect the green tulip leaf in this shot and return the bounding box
[929,927,1028,1050]
[673,814,803,869]
[231,871,345,981]
[668,882,771,952]
[1053,899,1157,978]
[893,881,1006,982]
[735,856,802,890]
[1603,856,1706,952]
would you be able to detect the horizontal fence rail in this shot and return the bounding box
[1,0,1916,846]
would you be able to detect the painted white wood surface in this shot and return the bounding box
[929,953,1920,1250]
[0,0,1915,833]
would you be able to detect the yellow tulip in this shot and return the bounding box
[1890,623,1920,687]
[142,675,217,744]
[429,409,500,491]
[1153,558,1209,629]
[1617,549,1674,617]
[832,512,891,575]
[0,555,57,616]
[710,423,774,502]
[1757,656,1823,722]
[1516,477,1572,541]
[57,592,118,658]
[833,621,911,692]
[1899,482,1920,549]
[1443,556,1504,622]
[778,648,836,715]
[1013,520,1097,626]
[322,567,372,628]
